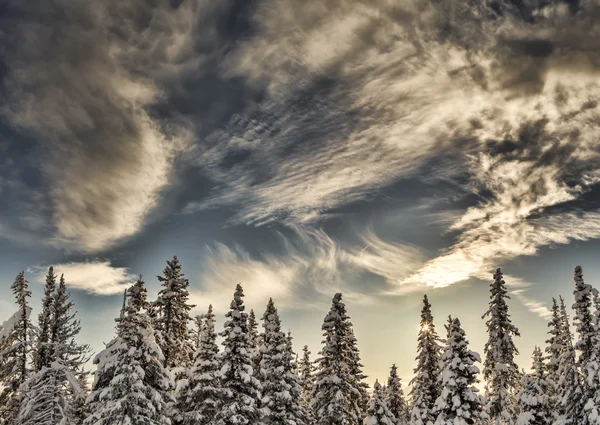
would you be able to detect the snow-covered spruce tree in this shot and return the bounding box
[410,294,442,425]
[213,284,262,425]
[482,268,521,424]
[298,345,315,412]
[68,371,91,425]
[385,364,409,425]
[18,275,89,425]
[178,304,222,425]
[84,276,173,425]
[285,330,312,425]
[557,295,586,425]
[34,266,57,371]
[573,266,596,388]
[433,317,486,425]
[515,347,551,425]
[0,271,33,424]
[259,298,306,425]
[313,293,368,425]
[364,380,396,425]
[153,256,196,369]
[349,327,370,417]
[584,293,600,425]
[545,298,563,420]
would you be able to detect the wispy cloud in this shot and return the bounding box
[31,260,137,295]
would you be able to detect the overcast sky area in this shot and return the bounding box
[1,0,600,384]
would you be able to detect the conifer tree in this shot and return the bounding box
[34,267,57,371]
[385,364,409,425]
[179,304,222,425]
[313,293,367,425]
[153,256,196,369]
[482,268,521,424]
[410,295,442,425]
[298,345,315,416]
[68,372,91,425]
[364,380,396,425]
[433,317,486,425]
[573,266,595,387]
[515,347,552,425]
[213,284,262,425]
[259,298,306,425]
[85,276,173,425]
[18,275,89,425]
[557,296,586,424]
[0,271,33,424]
[584,293,600,425]
[544,298,562,420]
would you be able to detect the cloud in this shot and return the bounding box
[193,226,425,312]
[31,260,138,295]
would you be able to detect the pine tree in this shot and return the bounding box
[213,284,262,425]
[179,304,222,425]
[298,345,315,416]
[385,364,409,425]
[433,317,487,425]
[313,293,367,425]
[544,298,562,420]
[34,267,57,371]
[68,372,91,425]
[364,380,396,425]
[482,268,521,424]
[573,266,596,388]
[557,296,586,425]
[153,256,196,369]
[18,275,89,425]
[85,276,173,425]
[410,294,442,425]
[515,347,552,425]
[0,271,33,424]
[584,293,600,425]
[259,298,306,425]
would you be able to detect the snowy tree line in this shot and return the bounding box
[1,258,600,425]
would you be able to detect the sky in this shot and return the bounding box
[1,0,600,386]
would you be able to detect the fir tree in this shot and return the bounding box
[584,293,600,425]
[18,276,89,425]
[482,268,521,424]
[298,345,315,416]
[410,294,442,425]
[433,317,486,425]
[179,304,222,425]
[385,364,409,425]
[573,266,596,387]
[259,298,306,425]
[557,296,586,425]
[68,372,91,425]
[313,293,367,425]
[85,277,173,425]
[515,347,552,425]
[213,284,262,425]
[544,298,562,420]
[34,267,57,371]
[153,256,196,369]
[364,380,396,425]
[0,271,33,424]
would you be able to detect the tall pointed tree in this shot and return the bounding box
[515,347,552,425]
[85,276,173,425]
[153,256,196,369]
[584,292,600,425]
[544,298,562,420]
[410,294,442,425]
[213,284,262,425]
[364,380,396,425]
[573,266,595,387]
[385,364,409,425]
[482,268,521,424]
[259,298,306,425]
[179,304,222,425]
[0,271,33,424]
[558,295,586,424]
[34,267,57,371]
[313,293,367,425]
[433,317,486,425]
[19,275,89,425]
